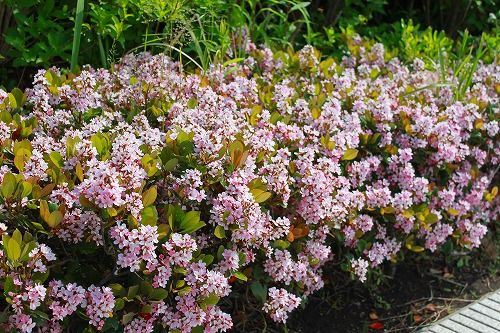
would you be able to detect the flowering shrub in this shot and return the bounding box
[0,40,498,332]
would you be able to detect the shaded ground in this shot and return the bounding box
[288,262,499,333]
[287,231,499,333]
[231,223,499,333]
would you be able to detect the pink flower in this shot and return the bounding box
[262,287,301,323]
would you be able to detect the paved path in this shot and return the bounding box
[419,289,500,333]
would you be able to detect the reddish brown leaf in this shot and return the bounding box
[369,322,384,330]
[425,303,437,312]
[413,314,423,323]
[139,313,152,320]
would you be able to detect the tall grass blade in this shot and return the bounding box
[70,0,85,72]
[97,34,107,68]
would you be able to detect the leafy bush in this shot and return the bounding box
[0,0,232,88]
[0,40,498,332]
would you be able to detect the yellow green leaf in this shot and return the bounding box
[341,148,359,161]
[250,188,271,203]
[1,172,17,198]
[409,245,425,253]
[142,185,157,207]
[425,213,439,224]
[8,238,21,261]
[39,200,50,222]
[157,224,170,240]
[107,207,118,217]
[311,107,321,120]
[20,181,32,198]
[75,162,84,182]
[12,229,22,246]
[214,225,226,239]
[402,209,414,218]
[380,206,395,215]
[47,211,63,228]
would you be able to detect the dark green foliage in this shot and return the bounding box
[0,0,497,89]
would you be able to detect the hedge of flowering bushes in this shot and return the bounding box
[0,39,498,332]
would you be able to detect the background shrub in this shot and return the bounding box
[0,0,498,89]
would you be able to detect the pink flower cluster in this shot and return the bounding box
[110,223,159,271]
[262,287,301,323]
[6,277,115,333]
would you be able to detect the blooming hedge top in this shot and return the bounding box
[0,40,498,332]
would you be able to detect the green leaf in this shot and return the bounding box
[114,298,125,311]
[214,225,226,239]
[250,282,267,303]
[127,285,139,300]
[141,304,152,314]
[9,88,26,108]
[140,281,153,296]
[32,271,49,284]
[233,271,247,282]
[30,309,49,321]
[425,213,439,224]
[180,211,205,234]
[187,98,198,109]
[49,151,64,169]
[164,158,178,172]
[20,181,32,198]
[3,276,14,294]
[0,110,12,123]
[141,206,158,226]
[2,235,11,258]
[106,207,118,217]
[91,134,103,152]
[356,239,368,253]
[408,244,425,253]
[14,152,28,172]
[198,254,214,266]
[23,232,34,243]
[20,241,37,261]
[217,245,225,260]
[157,224,169,240]
[199,293,219,310]
[149,288,169,300]
[273,239,290,250]
[178,141,194,156]
[12,229,22,246]
[122,312,135,325]
[109,283,127,297]
[90,133,109,157]
[190,326,204,333]
[311,106,321,119]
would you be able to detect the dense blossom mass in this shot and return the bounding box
[0,38,498,332]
